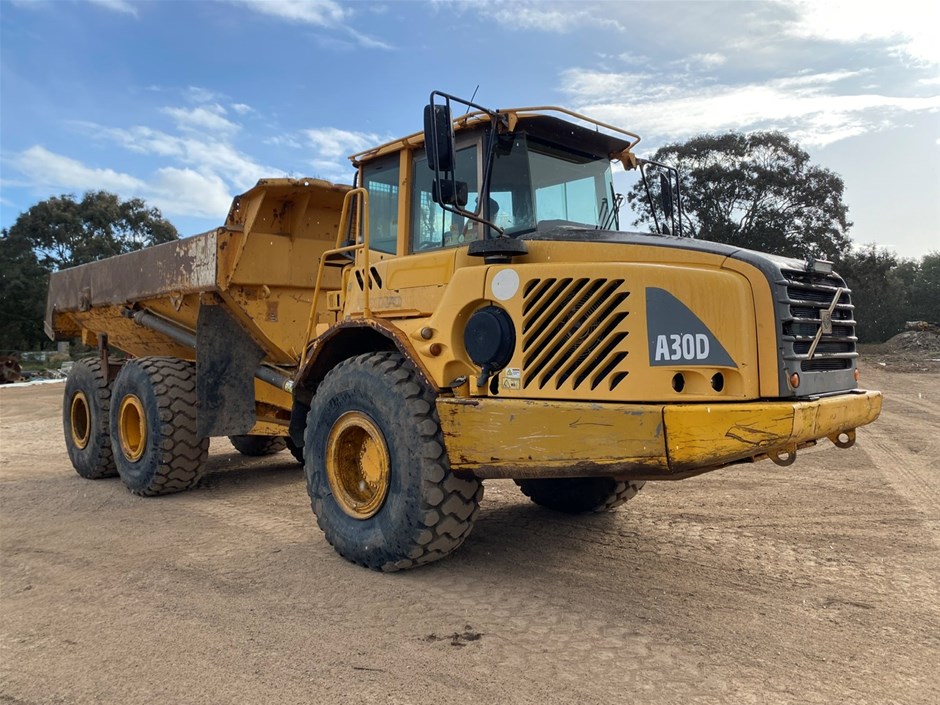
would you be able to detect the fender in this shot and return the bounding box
[288,318,440,448]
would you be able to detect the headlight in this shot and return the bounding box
[463,306,515,374]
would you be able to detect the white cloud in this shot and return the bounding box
[233,0,391,48]
[8,146,237,219]
[304,127,382,160]
[263,134,303,149]
[231,103,254,115]
[560,70,653,102]
[560,68,940,148]
[617,51,651,67]
[185,86,222,104]
[11,0,138,15]
[784,0,939,66]
[301,127,383,181]
[149,167,234,219]
[180,140,279,191]
[234,0,347,26]
[344,27,393,50]
[13,92,294,221]
[162,105,239,135]
[79,122,280,191]
[87,0,137,16]
[76,123,182,157]
[12,146,147,193]
[444,0,623,33]
[689,53,727,68]
[309,159,354,183]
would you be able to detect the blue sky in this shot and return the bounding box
[1,0,937,258]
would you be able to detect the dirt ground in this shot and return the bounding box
[1,361,938,705]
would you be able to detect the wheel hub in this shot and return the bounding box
[118,394,147,462]
[69,391,91,449]
[326,411,390,519]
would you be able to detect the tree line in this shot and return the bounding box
[839,247,939,343]
[0,191,178,351]
[1,132,937,353]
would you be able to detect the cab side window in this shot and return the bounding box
[362,157,400,254]
[411,146,479,251]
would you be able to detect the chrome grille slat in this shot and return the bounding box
[778,268,857,373]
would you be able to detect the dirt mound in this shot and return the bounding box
[883,322,940,355]
[860,321,940,373]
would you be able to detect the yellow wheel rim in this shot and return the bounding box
[118,394,147,462]
[69,391,91,450]
[326,411,390,520]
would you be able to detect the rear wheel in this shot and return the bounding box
[228,435,288,456]
[305,352,483,571]
[62,358,117,479]
[515,477,645,514]
[110,357,208,496]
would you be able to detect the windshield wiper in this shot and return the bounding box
[596,185,623,231]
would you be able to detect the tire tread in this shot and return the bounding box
[307,352,483,571]
[113,357,208,496]
[516,477,645,514]
[63,357,117,479]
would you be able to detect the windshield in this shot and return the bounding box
[489,133,618,236]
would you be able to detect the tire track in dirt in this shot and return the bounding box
[860,429,940,535]
[882,392,939,418]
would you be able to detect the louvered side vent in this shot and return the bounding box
[521,278,631,392]
[779,269,857,373]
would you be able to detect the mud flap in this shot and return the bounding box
[196,304,265,437]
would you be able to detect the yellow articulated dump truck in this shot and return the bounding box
[46,91,881,571]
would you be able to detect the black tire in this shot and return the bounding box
[110,357,208,496]
[515,477,645,514]
[305,352,483,571]
[62,358,117,479]
[286,435,304,464]
[228,435,288,456]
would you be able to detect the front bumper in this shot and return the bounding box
[436,390,882,480]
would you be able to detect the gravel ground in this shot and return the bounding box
[1,360,937,705]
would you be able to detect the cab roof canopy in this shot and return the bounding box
[349,107,641,167]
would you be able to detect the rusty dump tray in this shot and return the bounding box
[45,231,222,335]
[44,231,222,340]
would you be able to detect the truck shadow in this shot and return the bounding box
[195,450,304,494]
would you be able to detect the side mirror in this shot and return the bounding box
[424,103,455,172]
[659,173,674,218]
[432,179,468,207]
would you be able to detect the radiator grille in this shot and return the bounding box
[521,278,631,392]
[779,269,857,373]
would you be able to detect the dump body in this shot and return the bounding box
[46,178,350,433]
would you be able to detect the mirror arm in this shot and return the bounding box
[424,90,505,236]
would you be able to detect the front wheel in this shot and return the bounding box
[515,477,645,514]
[305,352,483,571]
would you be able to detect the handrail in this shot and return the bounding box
[300,188,371,370]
